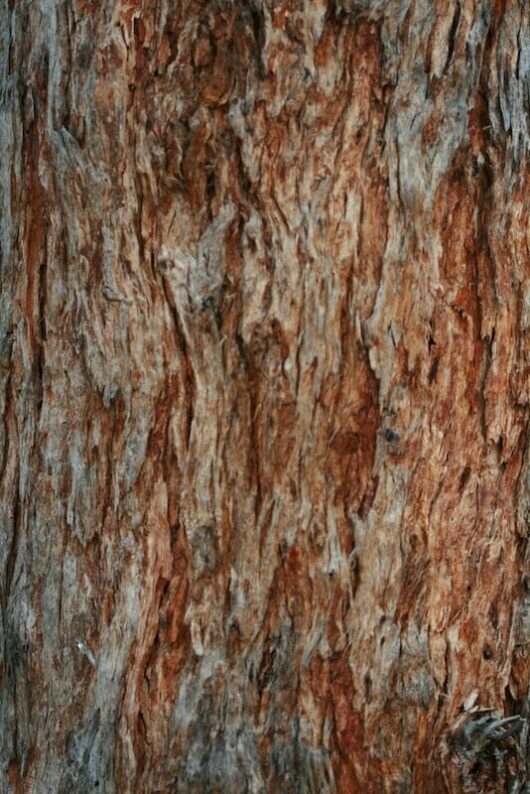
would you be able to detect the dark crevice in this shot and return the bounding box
[428,354,439,385]
[160,275,195,450]
[459,467,471,491]
[246,6,266,79]
[235,331,262,519]
[5,445,19,587]
[35,256,47,421]
[444,3,461,74]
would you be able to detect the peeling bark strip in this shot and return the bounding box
[2,0,530,792]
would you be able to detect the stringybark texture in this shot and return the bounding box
[2,1,530,792]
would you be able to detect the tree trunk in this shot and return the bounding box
[2,1,530,792]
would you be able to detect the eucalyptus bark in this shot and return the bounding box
[2,1,530,792]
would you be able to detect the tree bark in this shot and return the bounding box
[2,1,530,792]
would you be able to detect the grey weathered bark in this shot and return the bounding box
[2,1,530,792]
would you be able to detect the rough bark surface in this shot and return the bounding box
[2,1,530,792]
